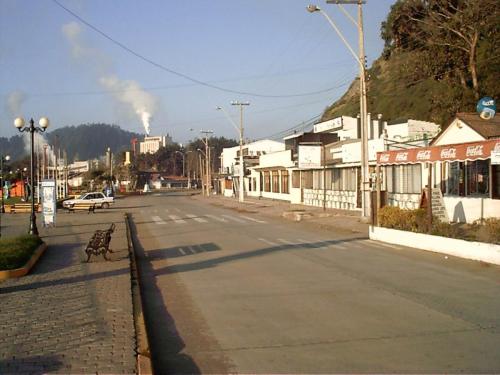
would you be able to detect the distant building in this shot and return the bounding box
[139,135,172,154]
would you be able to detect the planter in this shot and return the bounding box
[0,243,47,281]
[369,225,500,265]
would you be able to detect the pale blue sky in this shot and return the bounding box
[1,0,396,143]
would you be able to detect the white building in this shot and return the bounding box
[377,113,500,223]
[245,115,441,212]
[219,139,285,197]
[139,136,170,154]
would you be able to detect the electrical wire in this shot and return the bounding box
[51,0,356,99]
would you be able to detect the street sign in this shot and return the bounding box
[41,180,56,227]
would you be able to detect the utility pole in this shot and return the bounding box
[309,0,369,219]
[200,130,213,197]
[231,101,250,203]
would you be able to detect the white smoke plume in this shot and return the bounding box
[62,22,158,135]
[23,132,56,166]
[5,90,26,118]
[99,75,156,136]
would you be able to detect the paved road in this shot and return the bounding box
[0,207,135,374]
[128,193,500,374]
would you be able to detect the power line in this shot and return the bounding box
[51,0,355,99]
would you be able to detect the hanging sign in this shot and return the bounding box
[41,180,56,227]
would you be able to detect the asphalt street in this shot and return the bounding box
[128,193,500,374]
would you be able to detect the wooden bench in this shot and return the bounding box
[85,223,115,262]
[11,203,39,213]
[67,202,96,214]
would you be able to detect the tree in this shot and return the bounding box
[401,0,497,99]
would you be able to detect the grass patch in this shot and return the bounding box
[0,235,43,270]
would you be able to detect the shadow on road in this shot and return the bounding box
[153,237,364,276]
[129,217,202,375]
[0,354,63,374]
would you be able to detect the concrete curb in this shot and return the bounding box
[0,242,47,281]
[125,213,154,375]
[369,225,500,265]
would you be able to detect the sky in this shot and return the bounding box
[1,0,397,144]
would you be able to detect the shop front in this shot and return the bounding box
[377,138,500,223]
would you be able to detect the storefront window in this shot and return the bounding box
[272,171,279,193]
[281,171,289,194]
[447,162,463,196]
[466,160,489,196]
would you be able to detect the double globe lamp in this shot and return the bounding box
[13,117,50,236]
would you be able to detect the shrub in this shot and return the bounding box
[484,218,500,244]
[431,221,461,239]
[378,206,428,233]
[0,235,43,270]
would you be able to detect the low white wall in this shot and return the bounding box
[443,196,500,223]
[261,191,291,202]
[369,226,500,265]
[303,189,357,210]
[290,188,302,204]
[223,188,233,197]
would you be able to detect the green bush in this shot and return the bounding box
[0,235,43,270]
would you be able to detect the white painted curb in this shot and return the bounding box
[369,225,500,265]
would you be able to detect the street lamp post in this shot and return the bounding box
[14,117,50,236]
[307,1,369,219]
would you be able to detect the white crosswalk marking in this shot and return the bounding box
[169,215,186,224]
[185,214,208,223]
[205,214,227,222]
[178,248,186,255]
[152,216,167,225]
[222,215,246,223]
[240,215,266,224]
[258,238,279,246]
[187,246,197,254]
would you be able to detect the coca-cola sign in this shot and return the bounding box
[395,152,408,162]
[416,150,431,161]
[376,139,498,165]
[379,154,390,163]
[440,148,456,159]
[466,145,484,157]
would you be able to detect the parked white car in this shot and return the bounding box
[63,192,114,209]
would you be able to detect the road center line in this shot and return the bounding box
[205,214,227,222]
[240,215,267,224]
[222,215,245,223]
[258,238,279,246]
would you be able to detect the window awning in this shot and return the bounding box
[377,139,500,165]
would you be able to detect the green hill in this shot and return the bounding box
[321,0,499,126]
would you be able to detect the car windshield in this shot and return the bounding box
[77,194,86,199]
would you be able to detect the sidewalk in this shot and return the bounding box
[193,193,369,235]
[0,210,136,374]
